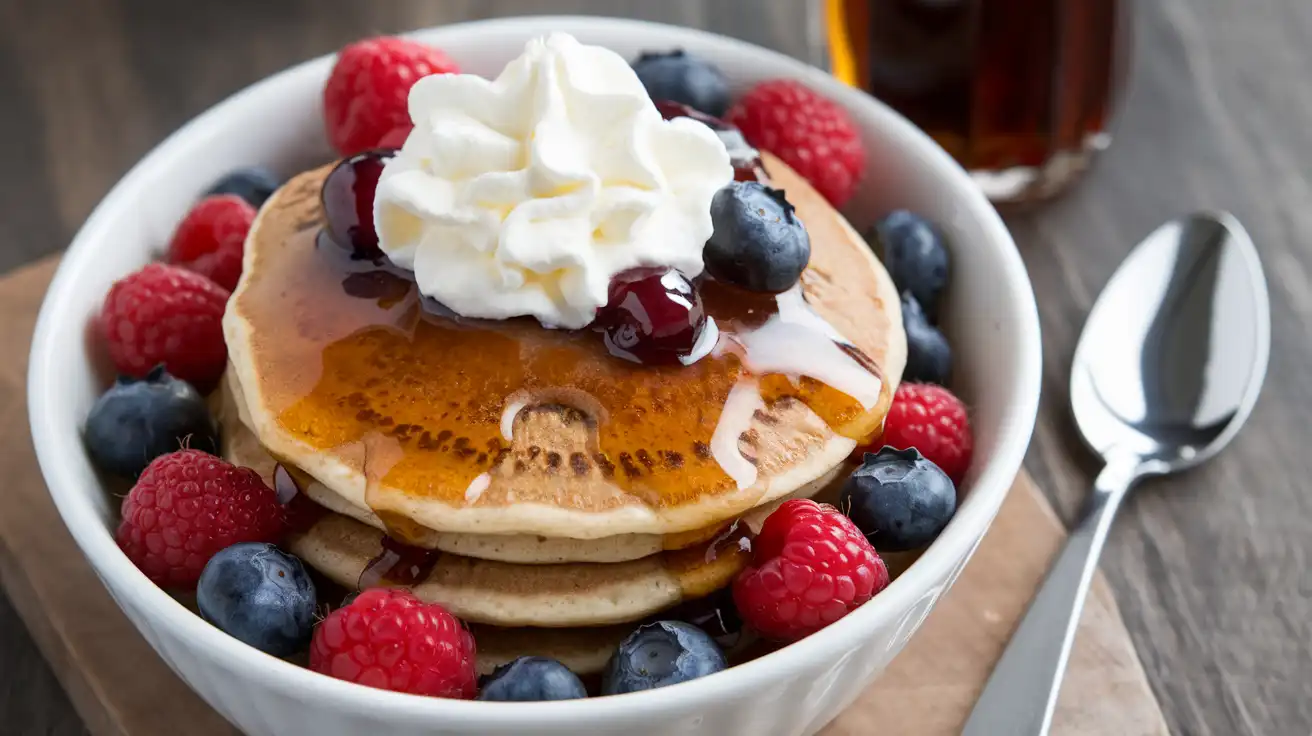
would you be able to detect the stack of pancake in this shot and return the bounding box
[217,152,907,675]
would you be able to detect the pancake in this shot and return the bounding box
[287,501,782,627]
[224,152,905,540]
[470,623,631,676]
[215,374,844,564]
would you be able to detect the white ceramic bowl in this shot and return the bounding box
[28,16,1040,736]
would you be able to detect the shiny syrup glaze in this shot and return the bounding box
[347,509,754,595]
[283,451,762,601]
[276,457,441,591]
[239,172,886,544]
[357,536,444,590]
[274,463,328,534]
[350,516,753,594]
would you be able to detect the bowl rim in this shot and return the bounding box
[27,14,1041,727]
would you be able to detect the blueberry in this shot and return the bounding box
[478,657,588,702]
[602,620,726,695]
[197,543,317,657]
[632,50,731,118]
[206,167,282,208]
[705,182,811,293]
[873,211,949,321]
[841,447,956,552]
[900,292,951,385]
[83,366,219,478]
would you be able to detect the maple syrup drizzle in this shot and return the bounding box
[349,514,750,593]
[357,536,443,590]
[274,463,328,534]
[701,519,750,564]
[662,521,753,580]
[241,209,885,539]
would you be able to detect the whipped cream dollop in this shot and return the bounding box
[373,33,734,329]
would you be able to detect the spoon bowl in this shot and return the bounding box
[1070,212,1270,474]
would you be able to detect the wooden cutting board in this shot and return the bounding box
[0,257,1167,736]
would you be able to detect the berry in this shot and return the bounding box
[197,542,316,657]
[599,268,708,365]
[116,450,286,589]
[632,50,730,118]
[310,589,476,699]
[99,263,230,391]
[841,447,956,552]
[322,149,394,259]
[732,499,889,642]
[205,167,282,208]
[166,194,256,291]
[726,80,865,207]
[478,657,587,702]
[323,36,459,157]
[655,101,764,183]
[900,292,952,385]
[376,124,412,149]
[705,182,810,293]
[881,383,973,485]
[873,211,949,321]
[601,621,727,695]
[83,366,219,478]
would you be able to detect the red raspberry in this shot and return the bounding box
[375,124,413,150]
[310,589,477,699]
[116,450,285,589]
[99,263,229,391]
[733,499,889,642]
[166,195,256,292]
[324,37,459,157]
[881,383,974,485]
[726,80,866,207]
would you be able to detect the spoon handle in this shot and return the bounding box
[962,456,1141,736]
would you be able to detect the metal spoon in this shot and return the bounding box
[963,212,1270,735]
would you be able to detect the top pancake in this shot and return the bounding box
[223,152,905,539]
[215,368,845,564]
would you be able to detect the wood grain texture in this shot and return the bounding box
[1016,1,1312,734]
[0,259,1162,735]
[0,0,1307,734]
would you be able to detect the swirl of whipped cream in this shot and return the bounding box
[373,33,734,329]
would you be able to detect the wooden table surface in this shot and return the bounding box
[1,0,1308,734]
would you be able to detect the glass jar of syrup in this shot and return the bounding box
[824,0,1133,204]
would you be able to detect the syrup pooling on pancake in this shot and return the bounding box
[233,163,892,540]
[220,401,838,563]
[245,219,883,535]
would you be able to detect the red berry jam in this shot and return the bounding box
[321,149,395,259]
[599,268,708,365]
